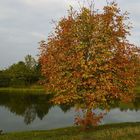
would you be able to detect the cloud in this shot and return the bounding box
[22,0,77,7]
[0,0,140,68]
[23,0,61,7]
[31,32,46,40]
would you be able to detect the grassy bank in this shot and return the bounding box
[135,86,140,97]
[0,122,140,140]
[0,87,45,94]
[0,86,140,96]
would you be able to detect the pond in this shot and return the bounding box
[0,92,140,132]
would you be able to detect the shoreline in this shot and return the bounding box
[0,87,45,94]
[0,87,140,97]
[0,122,140,140]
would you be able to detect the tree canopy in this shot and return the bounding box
[0,55,41,87]
[39,2,140,128]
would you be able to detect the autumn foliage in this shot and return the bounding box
[39,2,140,128]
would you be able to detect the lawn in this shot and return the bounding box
[0,86,140,96]
[0,87,45,94]
[135,86,140,97]
[0,122,140,140]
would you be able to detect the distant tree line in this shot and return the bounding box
[0,55,41,87]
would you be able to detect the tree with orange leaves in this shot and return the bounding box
[39,2,140,129]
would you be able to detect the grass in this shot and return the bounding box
[0,122,140,140]
[0,87,45,94]
[0,86,140,96]
[0,83,140,95]
[135,86,140,97]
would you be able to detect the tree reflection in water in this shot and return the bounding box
[0,92,139,125]
[0,93,71,124]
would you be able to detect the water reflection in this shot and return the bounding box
[0,93,140,132]
[111,97,140,112]
[0,93,72,125]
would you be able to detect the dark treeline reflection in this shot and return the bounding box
[109,97,140,112]
[0,92,139,125]
[0,93,72,125]
[118,97,140,112]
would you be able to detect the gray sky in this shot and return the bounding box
[0,0,140,69]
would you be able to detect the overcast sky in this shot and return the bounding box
[0,0,140,69]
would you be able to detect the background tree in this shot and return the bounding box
[39,2,140,128]
[0,55,41,87]
[7,61,28,86]
[0,70,10,87]
[24,55,40,85]
[25,55,37,70]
